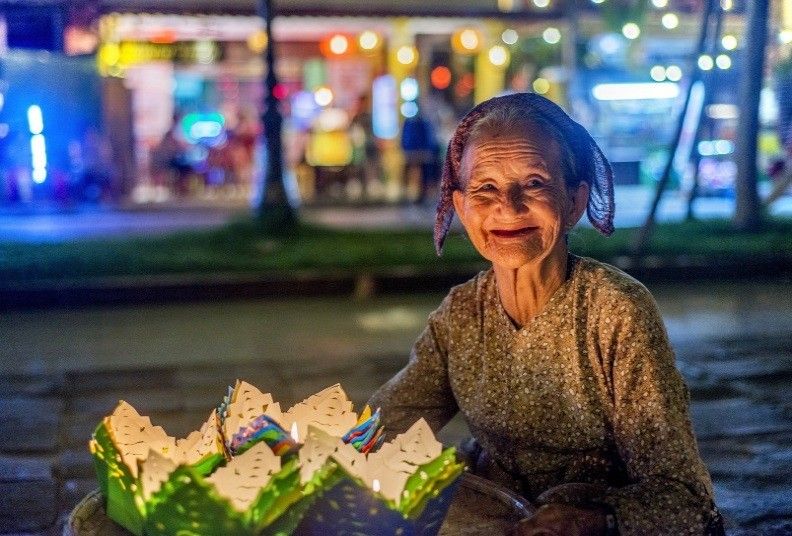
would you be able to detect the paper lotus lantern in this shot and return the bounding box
[89,381,464,535]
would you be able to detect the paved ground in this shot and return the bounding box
[0,186,790,242]
[1,281,790,534]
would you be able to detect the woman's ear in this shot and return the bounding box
[452,190,466,224]
[568,181,590,225]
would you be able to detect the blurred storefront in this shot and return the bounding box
[5,0,788,207]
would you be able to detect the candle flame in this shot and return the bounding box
[372,478,381,492]
[291,422,299,442]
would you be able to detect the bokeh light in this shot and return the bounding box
[698,54,714,71]
[543,27,561,44]
[396,45,417,65]
[532,78,550,94]
[722,35,738,50]
[329,34,349,55]
[715,54,731,70]
[661,13,679,29]
[314,86,333,107]
[665,65,682,81]
[501,29,519,45]
[430,66,452,90]
[488,45,510,66]
[622,23,640,40]
[650,65,666,81]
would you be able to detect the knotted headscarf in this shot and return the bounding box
[434,92,615,254]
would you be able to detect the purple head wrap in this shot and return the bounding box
[434,92,615,254]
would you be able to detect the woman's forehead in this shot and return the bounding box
[460,130,562,176]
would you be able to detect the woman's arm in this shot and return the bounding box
[367,301,459,436]
[597,286,718,535]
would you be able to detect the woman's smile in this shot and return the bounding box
[488,226,540,239]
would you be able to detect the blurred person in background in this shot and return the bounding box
[350,94,382,201]
[400,104,440,203]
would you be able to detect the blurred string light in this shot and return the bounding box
[543,27,561,44]
[431,66,452,89]
[592,82,679,101]
[396,45,418,65]
[706,104,738,120]
[665,65,682,81]
[716,54,731,69]
[779,30,792,45]
[533,77,550,94]
[27,105,44,135]
[400,77,419,101]
[533,0,550,7]
[501,29,518,45]
[488,45,510,66]
[622,23,640,40]
[247,30,268,53]
[650,65,667,81]
[358,31,380,51]
[651,0,668,7]
[721,34,738,50]
[591,0,605,4]
[720,0,733,11]
[661,13,679,29]
[401,101,418,118]
[314,86,333,107]
[698,54,714,71]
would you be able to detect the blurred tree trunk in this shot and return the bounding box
[732,0,769,231]
[257,0,296,229]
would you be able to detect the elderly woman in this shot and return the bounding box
[369,93,721,535]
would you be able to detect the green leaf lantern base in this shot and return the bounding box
[89,382,464,536]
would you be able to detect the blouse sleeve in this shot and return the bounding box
[367,295,459,436]
[597,285,717,535]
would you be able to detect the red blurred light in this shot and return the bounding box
[273,83,288,100]
[430,66,452,90]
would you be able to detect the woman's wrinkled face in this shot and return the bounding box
[452,125,587,270]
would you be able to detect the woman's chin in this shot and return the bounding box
[483,243,545,270]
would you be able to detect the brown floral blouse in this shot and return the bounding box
[369,255,717,535]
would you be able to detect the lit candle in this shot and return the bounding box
[291,422,299,443]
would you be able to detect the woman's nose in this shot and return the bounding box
[503,183,529,214]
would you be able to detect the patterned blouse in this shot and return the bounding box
[369,254,717,535]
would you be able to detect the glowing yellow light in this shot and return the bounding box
[533,0,550,7]
[661,13,679,29]
[780,30,792,45]
[247,30,268,53]
[460,29,480,51]
[396,45,417,65]
[698,54,714,71]
[359,30,379,50]
[329,34,349,55]
[99,42,121,67]
[720,0,733,11]
[722,35,738,50]
[488,45,510,66]
[533,78,550,94]
[651,0,668,7]
[650,65,666,81]
[622,23,640,40]
[314,86,334,107]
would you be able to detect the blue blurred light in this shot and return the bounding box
[400,101,418,118]
[372,75,399,139]
[27,105,44,135]
[291,90,319,130]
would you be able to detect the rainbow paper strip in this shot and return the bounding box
[342,406,384,453]
[229,414,299,456]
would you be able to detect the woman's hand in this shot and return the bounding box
[511,504,608,536]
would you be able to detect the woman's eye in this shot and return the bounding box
[525,178,544,188]
[471,184,497,193]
